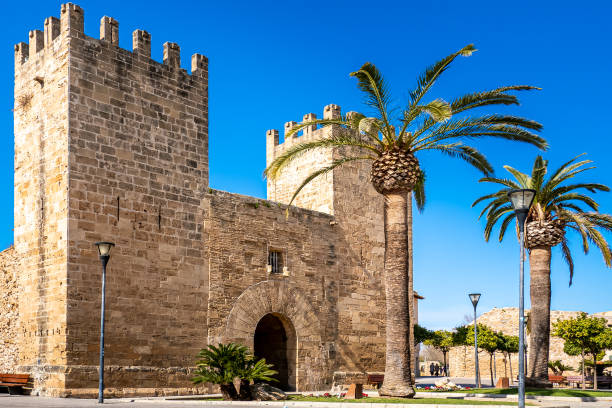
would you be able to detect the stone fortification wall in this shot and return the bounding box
[448,307,612,379]
[13,6,72,394]
[0,247,18,373]
[62,4,209,397]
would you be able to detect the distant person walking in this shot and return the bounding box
[429,363,434,376]
[434,364,439,376]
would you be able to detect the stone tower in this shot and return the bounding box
[266,105,385,275]
[13,3,209,396]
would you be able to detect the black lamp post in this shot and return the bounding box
[94,241,115,404]
[469,293,481,388]
[507,189,535,408]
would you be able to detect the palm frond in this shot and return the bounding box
[472,190,508,208]
[551,193,599,212]
[560,238,575,286]
[502,165,530,188]
[478,176,521,189]
[408,44,476,108]
[530,156,548,192]
[414,169,426,212]
[264,134,379,180]
[350,63,393,141]
[484,205,514,241]
[412,122,547,152]
[498,212,517,242]
[420,142,493,175]
[450,85,540,114]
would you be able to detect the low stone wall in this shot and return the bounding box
[0,246,18,373]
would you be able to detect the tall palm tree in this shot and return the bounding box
[264,44,546,397]
[473,155,612,386]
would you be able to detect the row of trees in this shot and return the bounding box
[416,324,519,387]
[418,312,612,391]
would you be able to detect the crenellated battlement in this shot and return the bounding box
[14,3,208,78]
[266,104,344,164]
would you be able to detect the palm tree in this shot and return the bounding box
[473,155,612,387]
[265,44,546,397]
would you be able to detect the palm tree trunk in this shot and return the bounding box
[407,191,415,382]
[379,192,415,398]
[527,246,552,388]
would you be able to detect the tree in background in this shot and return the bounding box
[473,155,612,387]
[414,324,434,345]
[553,313,612,390]
[424,330,455,376]
[464,324,504,386]
[265,45,545,397]
[499,334,519,383]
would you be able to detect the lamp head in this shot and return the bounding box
[95,241,115,257]
[469,293,481,307]
[507,189,536,213]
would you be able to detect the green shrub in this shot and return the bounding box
[191,343,277,401]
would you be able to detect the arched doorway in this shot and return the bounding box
[253,313,296,391]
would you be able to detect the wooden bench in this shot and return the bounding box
[566,375,592,388]
[367,374,384,389]
[597,376,612,389]
[548,375,565,387]
[0,373,31,395]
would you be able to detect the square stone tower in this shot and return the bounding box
[266,106,385,276]
[13,3,209,396]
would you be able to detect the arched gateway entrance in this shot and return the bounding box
[224,280,323,391]
[254,313,297,390]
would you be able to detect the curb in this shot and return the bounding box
[130,401,529,408]
[415,391,612,402]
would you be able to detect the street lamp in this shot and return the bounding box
[95,241,115,404]
[507,189,535,408]
[469,293,481,388]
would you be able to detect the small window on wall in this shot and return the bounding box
[268,250,283,274]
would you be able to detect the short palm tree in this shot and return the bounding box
[264,44,546,397]
[473,154,612,386]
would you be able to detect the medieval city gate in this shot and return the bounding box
[224,280,322,391]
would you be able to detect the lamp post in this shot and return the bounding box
[469,293,481,388]
[507,189,536,408]
[95,241,115,404]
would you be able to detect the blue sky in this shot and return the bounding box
[1,1,610,329]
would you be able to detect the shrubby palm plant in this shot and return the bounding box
[473,155,612,386]
[265,44,545,397]
[192,343,277,400]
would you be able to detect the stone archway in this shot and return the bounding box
[254,313,297,390]
[224,280,323,391]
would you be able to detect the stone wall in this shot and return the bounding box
[63,5,209,397]
[448,307,612,380]
[13,9,71,394]
[0,247,18,373]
